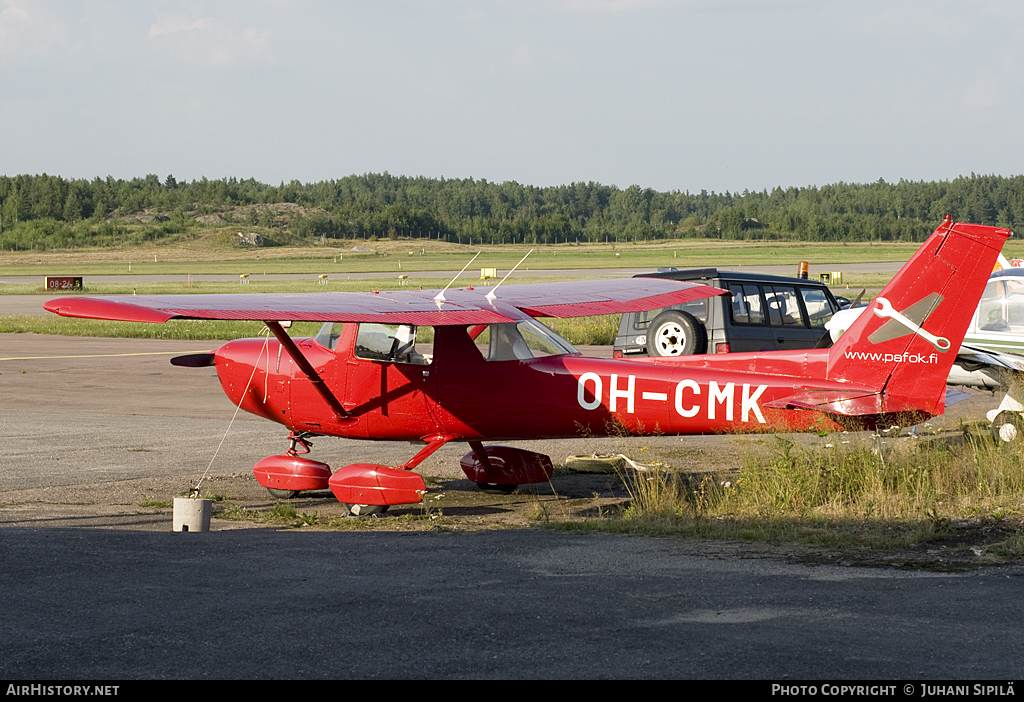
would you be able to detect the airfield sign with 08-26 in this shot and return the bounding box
[44,276,83,291]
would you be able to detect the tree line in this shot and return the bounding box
[1,171,1021,250]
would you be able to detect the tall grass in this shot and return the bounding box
[731,434,1024,520]
[604,430,1024,550]
[545,315,619,346]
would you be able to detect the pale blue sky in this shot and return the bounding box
[2,0,1022,193]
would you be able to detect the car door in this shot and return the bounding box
[797,286,839,346]
[766,284,817,350]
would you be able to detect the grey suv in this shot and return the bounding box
[613,268,842,357]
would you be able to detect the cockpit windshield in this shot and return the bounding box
[314,322,343,350]
[978,277,1024,333]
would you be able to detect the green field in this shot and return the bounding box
[0,234,952,304]
[0,275,593,296]
[1,237,991,278]
[0,237,901,340]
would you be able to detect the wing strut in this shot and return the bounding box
[264,321,350,420]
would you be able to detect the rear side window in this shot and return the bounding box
[727,283,766,325]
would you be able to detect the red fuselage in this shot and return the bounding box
[214,322,881,444]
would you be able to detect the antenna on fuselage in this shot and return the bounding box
[485,249,534,303]
[434,251,482,304]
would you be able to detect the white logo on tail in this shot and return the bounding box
[872,297,950,352]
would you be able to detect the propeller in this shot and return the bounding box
[171,353,216,368]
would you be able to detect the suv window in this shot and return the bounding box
[727,283,767,325]
[800,287,836,328]
[766,285,804,327]
[729,283,812,327]
[633,299,708,330]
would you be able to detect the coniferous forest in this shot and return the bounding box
[1,172,1021,251]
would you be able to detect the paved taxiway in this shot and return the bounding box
[3,528,1024,680]
[1,333,1022,679]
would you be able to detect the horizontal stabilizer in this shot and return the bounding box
[955,343,1024,373]
[765,387,977,418]
[762,389,882,416]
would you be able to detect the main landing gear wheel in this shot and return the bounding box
[267,488,300,499]
[646,310,707,356]
[992,411,1024,444]
[344,503,390,517]
[476,482,517,495]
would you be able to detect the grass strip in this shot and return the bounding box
[548,428,1024,564]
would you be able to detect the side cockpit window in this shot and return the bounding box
[469,320,578,361]
[353,323,430,365]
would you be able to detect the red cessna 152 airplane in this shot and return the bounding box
[45,217,1009,515]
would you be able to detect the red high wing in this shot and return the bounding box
[43,277,726,325]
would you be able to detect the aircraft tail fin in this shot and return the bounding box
[826,217,1011,417]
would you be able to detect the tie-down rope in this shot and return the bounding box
[190,328,272,498]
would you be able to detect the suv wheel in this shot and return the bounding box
[646,310,707,356]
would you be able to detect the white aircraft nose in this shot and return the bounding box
[825,306,865,343]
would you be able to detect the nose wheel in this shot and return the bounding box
[255,432,332,500]
[267,488,300,499]
[992,410,1024,444]
[344,503,390,517]
[265,433,317,499]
